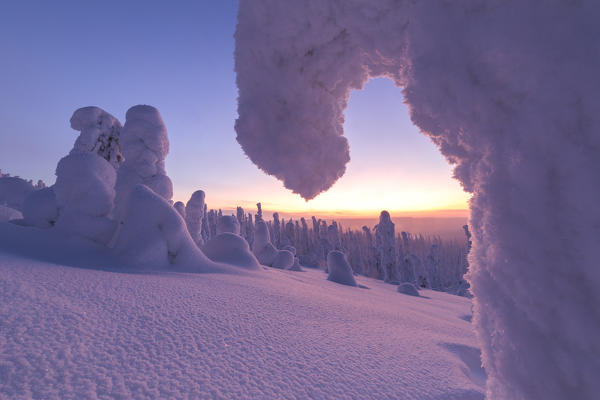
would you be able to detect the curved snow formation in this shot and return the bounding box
[235,2,600,399]
[114,105,173,222]
[112,185,228,273]
[327,251,357,287]
[202,232,261,270]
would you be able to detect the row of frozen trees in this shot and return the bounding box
[197,204,471,297]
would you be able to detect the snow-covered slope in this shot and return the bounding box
[0,224,483,399]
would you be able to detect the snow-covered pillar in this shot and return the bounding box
[185,190,205,246]
[375,211,397,283]
[113,105,173,222]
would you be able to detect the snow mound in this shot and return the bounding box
[0,176,35,211]
[202,232,261,270]
[0,205,22,222]
[114,105,173,222]
[327,251,357,287]
[289,257,303,271]
[22,187,58,228]
[272,249,294,269]
[283,245,296,255]
[398,282,420,297]
[112,184,227,273]
[53,153,117,244]
[70,106,123,169]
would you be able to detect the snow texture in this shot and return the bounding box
[327,250,357,287]
[0,244,484,399]
[398,282,420,297]
[235,2,600,399]
[202,232,261,270]
[69,106,123,169]
[112,184,227,273]
[53,153,117,245]
[22,187,58,228]
[114,105,173,222]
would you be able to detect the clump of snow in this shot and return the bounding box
[69,106,123,169]
[289,257,303,271]
[53,153,117,244]
[0,205,22,222]
[114,105,173,222]
[185,190,205,246]
[327,251,356,287]
[272,249,294,269]
[398,282,420,297]
[22,187,58,228]
[216,215,240,235]
[202,232,261,270]
[235,3,600,398]
[0,176,36,211]
[112,184,225,272]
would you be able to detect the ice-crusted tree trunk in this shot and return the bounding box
[185,190,205,246]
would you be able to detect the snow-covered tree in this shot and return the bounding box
[185,190,205,246]
[69,106,123,169]
[375,211,397,283]
[113,105,173,222]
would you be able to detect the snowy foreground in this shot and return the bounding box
[0,223,484,400]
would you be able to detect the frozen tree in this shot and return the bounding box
[327,222,341,251]
[113,105,173,222]
[245,212,254,247]
[272,249,294,269]
[252,220,278,266]
[255,202,262,222]
[272,212,281,247]
[216,215,240,235]
[375,211,397,283]
[69,106,123,169]
[53,153,117,244]
[185,190,205,246]
[207,209,217,239]
[327,251,356,287]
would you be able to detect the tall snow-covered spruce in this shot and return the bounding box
[114,105,173,222]
[235,2,600,399]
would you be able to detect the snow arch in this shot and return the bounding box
[235,1,600,399]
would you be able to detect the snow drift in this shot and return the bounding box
[235,2,600,399]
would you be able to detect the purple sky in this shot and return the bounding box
[0,0,468,216]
